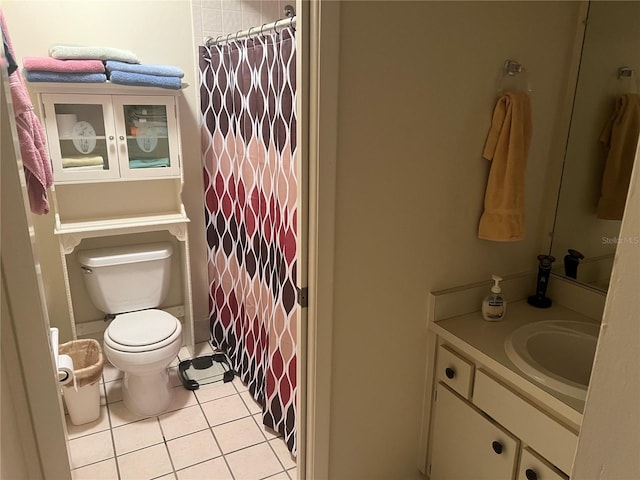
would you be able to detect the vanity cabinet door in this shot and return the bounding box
[430,383,519,480]
[112,96,180,178]
[42,94,120,183]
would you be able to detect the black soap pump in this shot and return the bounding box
[564,249,584,279]
[528,254,555,308]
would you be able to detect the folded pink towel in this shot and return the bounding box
[24,56,105,73]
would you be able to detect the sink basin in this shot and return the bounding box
[504,320,600,400]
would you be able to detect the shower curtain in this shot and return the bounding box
[199,27,297,455]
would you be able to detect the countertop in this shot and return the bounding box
[431,299,600,429]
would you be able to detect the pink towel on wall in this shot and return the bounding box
[24,56,105,73]
[1,11,53,215]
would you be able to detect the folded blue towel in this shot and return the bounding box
[105,61,184,78]
[109,71,182,90]
[129,158,170,169]
[24,70,107,83]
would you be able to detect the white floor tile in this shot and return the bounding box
[154,475,177,480]
[102,363,123,383]
[66,406,110,440]
[112,418,164,455]
[225,442,283,480]
[167,429,222,471]
[287,467,297,479]
[166,386,198,412]
[159,404,209,440]
[169,367,183,387]
[99,382,107,406]
[194,341,214,356]
[201,394,250,426]
[155,474,177,480]
[178,346,192,361]
[104,380,123,404]
[212,416,266,453]
[194,380,237,404]
[71,458,118,480]
[269,438,296,469]
[176,457,233,480]
[118,443,173,480]
[264,472,290,480]
[232,376,248,392]
[239,390,263,414]
[253,413,282,439]
[108,401,150,427]
[68,430,114,469]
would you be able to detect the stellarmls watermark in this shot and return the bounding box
[602,236,640,245]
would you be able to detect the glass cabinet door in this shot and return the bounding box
[112,97,180,178]
[42,94,120,182]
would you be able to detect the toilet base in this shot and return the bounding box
[122,369,173,416]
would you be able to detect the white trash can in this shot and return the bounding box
[59,339,104,425]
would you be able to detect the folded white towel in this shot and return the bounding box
[49,45,140,64]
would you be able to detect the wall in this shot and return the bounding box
[572,138,640,477]
[191,0,289,46]
[327,2,582,478]
[0,0,210,342]
[551,1,640,272]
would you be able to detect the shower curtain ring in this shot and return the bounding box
[214,35,222,45]
[260,23,266,35]
[274,19,281,34]
[226,32,233,43]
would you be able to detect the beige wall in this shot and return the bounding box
[1,0,210,342]
[327,2,581,478]
[572,146,640,477]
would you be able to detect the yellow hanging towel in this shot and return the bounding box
[478,92,532,241]
[597,93,640,221]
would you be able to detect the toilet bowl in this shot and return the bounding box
[103,309,182,416]
[77,242,183,417]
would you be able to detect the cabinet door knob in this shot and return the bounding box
[109,135,114,140]
[525,469,538,480]
[491,441,503,454]
[119,135,125,141]
[445,367,455,379]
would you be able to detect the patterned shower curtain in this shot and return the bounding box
[199,28,298,455]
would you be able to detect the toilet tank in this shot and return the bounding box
[77,242,173,314]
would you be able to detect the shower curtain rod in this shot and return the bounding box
[204,16,296,48]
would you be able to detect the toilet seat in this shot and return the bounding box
[105,309,181,353]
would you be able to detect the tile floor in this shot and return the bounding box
[66,342,297,480]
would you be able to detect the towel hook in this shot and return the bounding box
[503,60,523,76]
[497,59,532,94]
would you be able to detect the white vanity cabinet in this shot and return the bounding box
[41,91,180,182]
[430,382,519,479]
[427,343,572,480]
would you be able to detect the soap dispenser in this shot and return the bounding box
[482,275,506,321]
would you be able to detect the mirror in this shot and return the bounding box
[550,1,640,291]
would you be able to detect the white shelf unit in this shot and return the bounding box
[31,82,194,355]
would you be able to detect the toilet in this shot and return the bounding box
[77,242,182,416]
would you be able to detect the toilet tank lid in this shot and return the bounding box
[77,242,173,267]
